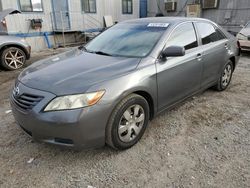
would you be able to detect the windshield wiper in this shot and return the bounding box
[79,46,113,56]
[93,51,113,56]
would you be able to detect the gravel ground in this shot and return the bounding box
[0,49,249,188]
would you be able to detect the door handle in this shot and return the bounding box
[225,43,228,49]
[196,53,202,61]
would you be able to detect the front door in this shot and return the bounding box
[195,22,229,88]
[156,22,203,111]
[52,0,70,31]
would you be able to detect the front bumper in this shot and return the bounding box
[10,82,111,149]
[239,40,250,51]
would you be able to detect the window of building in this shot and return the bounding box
[202,0,219,9]
[82,0,97,13]
[122,0,133,14]
[196,22,226,45]
[19,0,43,12]
[166,23,198,50]
[165,1,177,12]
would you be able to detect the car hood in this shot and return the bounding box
[239,28,250,36]
[19,48,141,95]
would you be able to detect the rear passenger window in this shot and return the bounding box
[196,22,226,45]
[215,28,226,40]
[166,22,198,50]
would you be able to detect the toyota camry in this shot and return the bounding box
[10,17,240,150]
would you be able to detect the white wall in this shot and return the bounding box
[4,0,53,34]
[69,0,140,31]
[147,0,167,17]
[1,0,19,9]
[1,0,140,51]
[111,0,140,22]
[2,0,53,51]
[3,0,140,32]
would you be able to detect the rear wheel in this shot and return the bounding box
[0,47,26,70]
[106,94,150,150]
[214,60,233,91]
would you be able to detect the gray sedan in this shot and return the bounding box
[10,17,240,150]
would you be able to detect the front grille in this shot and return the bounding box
[12,93,43,110]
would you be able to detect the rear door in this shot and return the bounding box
[194,22,228,88]
[156,22,203,111]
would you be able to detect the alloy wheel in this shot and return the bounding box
[222,64,232,87]
[4,48,26,70]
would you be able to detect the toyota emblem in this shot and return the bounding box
[13,86,20,97]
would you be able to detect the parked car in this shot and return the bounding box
[0,9,31,70]
[237,21,250,51]
[0,35,31,70]
[10,17,240,150]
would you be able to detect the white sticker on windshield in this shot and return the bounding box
[147,23,169,28]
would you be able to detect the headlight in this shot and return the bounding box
[237,33,247,40]
[44,90,105,112]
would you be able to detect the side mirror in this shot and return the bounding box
[161,46,185,59]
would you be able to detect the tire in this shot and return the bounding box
[106,94,150,150]
[0,47,26,70]
[214,60,233,91]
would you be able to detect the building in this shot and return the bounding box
[148,0,250,35]
[0,0,141,51]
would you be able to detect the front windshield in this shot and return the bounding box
[85,23,168,58]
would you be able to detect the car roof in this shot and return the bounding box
[123,17,212,25]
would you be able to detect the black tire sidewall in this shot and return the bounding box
[111,95,149,150]
[1,47,26,70]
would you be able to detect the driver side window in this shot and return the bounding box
[166,22,198,50]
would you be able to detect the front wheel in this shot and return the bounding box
[106,94,150,150]
[0,47,27,70]
[214,60,233,91]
